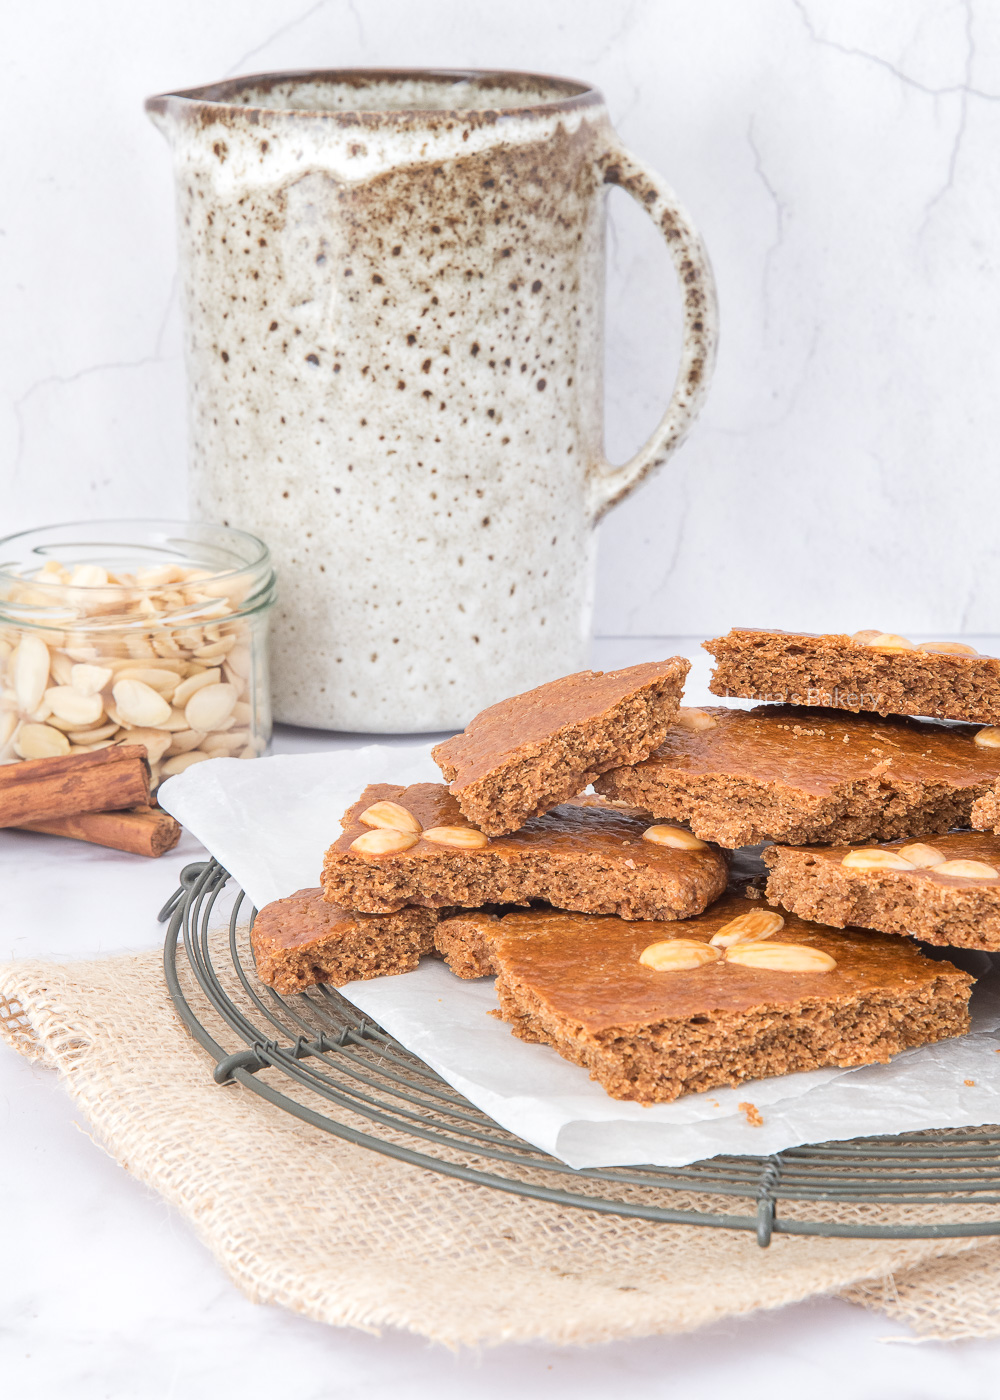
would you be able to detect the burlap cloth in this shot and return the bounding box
[3,933,1000,1348]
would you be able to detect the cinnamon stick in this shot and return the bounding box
[0,745,150,826]
[17,804,182,858]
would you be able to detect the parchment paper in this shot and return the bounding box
[159,746,1000,1169]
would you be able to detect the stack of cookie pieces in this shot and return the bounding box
[251,638,994,1105]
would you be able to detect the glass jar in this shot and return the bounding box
[0,520,276,787]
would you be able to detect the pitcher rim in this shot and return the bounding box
[144,67,605,125]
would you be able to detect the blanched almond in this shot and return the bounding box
[934,859,1000,880]
[15,722,71,760]
[422,825,488,849]
[44,686,103,727]
[66,722,120,744]
[192,636,236,660]
[171,668,222,708]
[642,824,709,851]
[200,730,249,754]
[974,727,1000,748]
[70,663,113,696]
[160,750,213,777]
[112,678,173,728]
[726,942,836,972]
[14,635,50,713]
[915,641,978,655]
[675,708,718,732]
[50,652,76,687]
[165,729,206,756]
[359,800,423,833]
[152,633,184,658]
[710,910,785,948]
[69,564,108,588]
[864,632,915,652]
[841,848,915,871]
[226,643,252,679]
[639,940,721,972]
[350,829,419,855]
[121,727,173,764]
[185,682,238,732]
[114,666,179,697]
[0,712,17,751]
[896,842,947,868]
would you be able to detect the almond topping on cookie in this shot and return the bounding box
[710,910,785,948]
[974,727,1000,748]
[675,708,718,732]
[860,632,915,652]
[933,859,1000,880]
[915,641,978,655]
[639,940,721,972]
[642,824,709,851]
[896,842,946,867]
[726,943,836,973]
[349,829,420,856]
[841,848,916,871]
[358,800,423,833]
[422,825,488,849]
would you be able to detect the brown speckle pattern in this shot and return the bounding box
[147,70,717,730]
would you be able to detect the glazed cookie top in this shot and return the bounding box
[624,705,1000,797]
[766,832,1000,890]
[432,658,688,788]
[331,781,726,878]
[488,895,969,1032]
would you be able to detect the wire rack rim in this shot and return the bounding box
[161,859,1000,1249]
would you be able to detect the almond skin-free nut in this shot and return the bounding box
[15,721,71,760]
[121,726,173,765]
[44,685,104,727]
[842,848,916,871]
[896,842,947,868]
[726,943,837,972]
[172,668,222,709]
[915,641,978,655]
[184,682,238,732]
[974,727,1000,748]
[349,829,420,856]
[710,910,785,948]
[675,708,718,732]
[160,750,214,777]
[358,800,423,833]
[113,677,173,729]
[14,635,50,714]
[114,666,180,697]
[859,632,915,652]
[69,663,113,695]
[639,939,721,972]
[641,824,709,851]
[933,859,1000,880]
[165,729,207,757]
[422,825,489,849]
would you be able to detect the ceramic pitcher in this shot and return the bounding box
[147,69,717,732]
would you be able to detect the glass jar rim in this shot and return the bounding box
[0,518,276,634]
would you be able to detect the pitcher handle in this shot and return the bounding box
[589,138,719,522]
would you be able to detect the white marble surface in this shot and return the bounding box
[4,1,1000,639]
[5,636,1000,1396]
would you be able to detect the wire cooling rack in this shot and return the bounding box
[161,859,1000,1247]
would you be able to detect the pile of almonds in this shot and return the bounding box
[0,560,266,786]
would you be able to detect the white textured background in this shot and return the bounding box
[3,0,999,636]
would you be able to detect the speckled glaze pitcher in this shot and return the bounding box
[146,69,717,732]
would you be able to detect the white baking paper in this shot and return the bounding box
[159,744,1000,1169]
